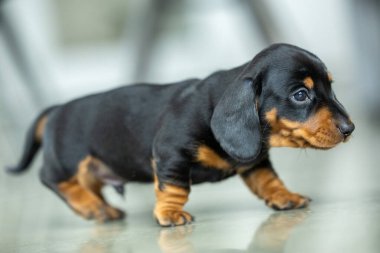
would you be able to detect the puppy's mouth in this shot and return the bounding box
[289,128,344,149]
[266,108,346,149]
[268,127,343,149]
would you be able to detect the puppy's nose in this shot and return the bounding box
[337,120,355,137]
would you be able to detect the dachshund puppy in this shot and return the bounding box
[8,44,354,226]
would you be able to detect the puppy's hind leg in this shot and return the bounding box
[40,157,125,222]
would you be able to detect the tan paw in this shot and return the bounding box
[74,202,125,222]
[155,209,194,227]
[265,190,311,210]
[97,205,125,222]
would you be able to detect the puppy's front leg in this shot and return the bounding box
[152,157,193,226]
[154,176,194,227]
[240,159,310,210]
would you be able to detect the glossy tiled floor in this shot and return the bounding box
[1,106,379,253]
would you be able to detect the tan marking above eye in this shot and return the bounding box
[196,145,231,170]
[303,77,314,89]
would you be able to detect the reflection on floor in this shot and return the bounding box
[1,112,379,253]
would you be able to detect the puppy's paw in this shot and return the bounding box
[155,209,194,227]
[75,202,125,222]
[265,190,311,210]
[97,205,126,222]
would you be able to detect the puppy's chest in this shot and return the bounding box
[190,166,236,184]
[190,144,254,184]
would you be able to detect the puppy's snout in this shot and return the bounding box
[337,119,355,138]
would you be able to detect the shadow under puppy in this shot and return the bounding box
[7,44,355,226]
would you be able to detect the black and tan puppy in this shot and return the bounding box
[8,44,354,226]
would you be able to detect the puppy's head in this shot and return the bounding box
[211,44,354,162]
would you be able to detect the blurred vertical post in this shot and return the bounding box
[351,0,380,122]
[0,1,45,107]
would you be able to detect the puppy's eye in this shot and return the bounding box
[292,89,309,102]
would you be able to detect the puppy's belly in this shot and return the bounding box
[190,165,236,184]
[102,158,154,183]
[88,156,127,186]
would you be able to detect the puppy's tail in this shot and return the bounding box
[6,106,58,174]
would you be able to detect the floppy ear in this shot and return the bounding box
[211,77,262,162]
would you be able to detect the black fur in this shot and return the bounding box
[9,43,354,197]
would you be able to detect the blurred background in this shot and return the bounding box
[0,0,379,252]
